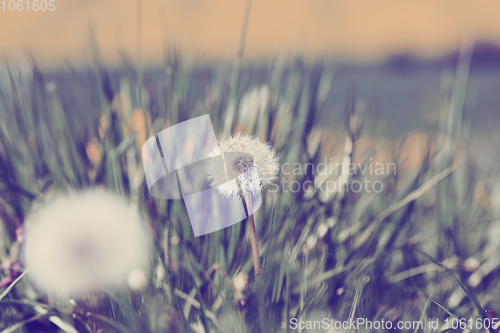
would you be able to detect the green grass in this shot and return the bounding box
[0,47,499,333]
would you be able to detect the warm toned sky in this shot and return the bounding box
[1,0,500,67]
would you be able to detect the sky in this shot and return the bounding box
[1,0,500,67]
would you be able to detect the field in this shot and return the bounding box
[1,43,500,333]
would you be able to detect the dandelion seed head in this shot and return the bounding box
[205,134,279,197]
[231,155,254,174]
[24,191,151,297]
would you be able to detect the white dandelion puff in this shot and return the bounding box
[205,134,278,331]
[24,191,151,297]
[205,133,279,197]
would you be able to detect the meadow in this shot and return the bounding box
[0,43,500,333]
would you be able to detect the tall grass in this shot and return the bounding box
[0,42,499,333]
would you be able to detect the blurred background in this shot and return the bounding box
[2,0,500,332]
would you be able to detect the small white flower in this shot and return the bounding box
[232,273,249,292]
[127,268,148,291]
[24,191,151,297]
[205,134,279,197]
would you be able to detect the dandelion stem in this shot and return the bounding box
[244,195,268,333]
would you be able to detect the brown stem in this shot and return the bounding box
[244,195,268,333]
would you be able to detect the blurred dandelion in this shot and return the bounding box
[24,191,151,297]
[127,268,148,291]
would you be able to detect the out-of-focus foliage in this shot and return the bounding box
[0,44,499,333]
